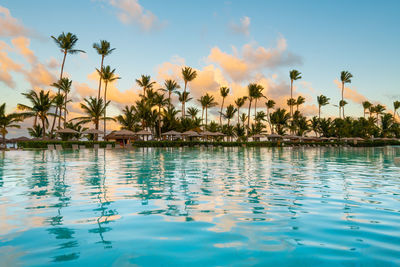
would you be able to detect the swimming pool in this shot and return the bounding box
[0,147,399,266]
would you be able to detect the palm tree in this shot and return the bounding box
[0,103,21,146]
[161,79,180,107]
[18,90,54,139]
[72,97,113,141]
[97,65,120,136]
[270,108,290,135]
[181,66,197,117]
[247,83,260,129]
[253,85,264,120]
[51,77,72,126]
[286,98,296,116]
[187,107,199,119]
[289,69,302,117]
[153,92,168,138]
[339,100,348,118]
[198,96,207,124]
[295,95,305,112]
[51,32,85,132]
[393,101,400,120]
[219,87,230,126]
[176,91,192,118]
[234,97,247,126]
[136,75,155,98]
[28,124,43,138]
[93,40,116,100]
[223,105,237,127]
[202,93,218,128]
[317,95,330,118]
[340,71,353,118]
[53,93,66,129]
[362,101,372,118]
[374,104,386,126]
[116,105,139,132]
[265,99,275,133]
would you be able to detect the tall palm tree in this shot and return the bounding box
[374,104,386,126]
[393,100,400,120]
[289,70,302,117]
[53,93,67,129]
[253,85,264,120]
[18,90,54,139]
[340,71,353,118]
[72,97,113,141]
[136,75,155,98]
[51,32,85,132]
[51,77,72,126]
[223,104,237,127]
[265,99,275,133]
[153,92,169,138]
[202,93,218,128]
[181,66,197,117]
[295,95,305,112]
[0,103,21,145]
[317,95,330,118]
[93,40,116,100]
[97,65,121,136]
[234,97,247,125]
[116,105,139,132]
[219,87,230,126]
[176,91,192,117]
[161,79,180,107]
[247,83,260,129]
[362,101,372,118]
[286,98,296,116]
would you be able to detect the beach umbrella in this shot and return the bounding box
[56,128,78,134]
[135,130,152,135]
[181,130,200,137]
[9,136,30,142]
[266,134,282,139]
[82,129,103,135]
[283,135,302,140]
[161,130,182,136]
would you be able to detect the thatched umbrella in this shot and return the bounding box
[112,130,136,145]
[82,129,103,135]
[135,130,152,141]
[162,130,182,141]
[266,133,282,141]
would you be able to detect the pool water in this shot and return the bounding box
[0,147,399,266]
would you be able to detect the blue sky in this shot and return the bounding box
[1,0,400,132]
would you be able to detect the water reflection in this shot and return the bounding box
[0,147,399,265]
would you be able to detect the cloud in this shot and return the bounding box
[334,79,367,104]
[207,37,302,82]
[108,0,165,31]
[12,37,36,64]
[230,16,250,36]
[0,40,23,88]
[0,6,33,37]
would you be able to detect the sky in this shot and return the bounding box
[1,0,399,136]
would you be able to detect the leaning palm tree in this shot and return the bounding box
[161,79,180,107]
[17,90,54,139]
[181,66,197,117]
[219,87,230,126]
[393,100,400,120]
[362,101,372,118]
[175,91,192,117]
[340,71,353,118]
[0,103,22,146]
[51,77,72,126]
[93,40,116,100]
[317,95,330,119]
[97,65,121,136]
[295,95,305,112]
[72,97,113,141]
[136,75,155,98]
[289,69,302,117]
[234,97,247,125]
[51,32,85,132]
[265,99,275,133]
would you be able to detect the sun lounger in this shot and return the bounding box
[47,144,55,150]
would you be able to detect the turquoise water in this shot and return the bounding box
[0,147,399,266]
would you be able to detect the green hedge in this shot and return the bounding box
[18,141,115,149]
[16,140,399,149]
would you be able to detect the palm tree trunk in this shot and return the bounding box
[290,79,293,117]
[34,115,37,127]
[237,107,240,125]
[95,120,99,141]
[42,117,46,140]
[341,82,344,119]
[97,55,104,100]
[247,100,252,129]
[220,98,224,126]
[158,106,161,140]
[168,91,171,108]
[205,106,208,129]
[318,106,321,119]
[183,81,187,117]
[64,92,68,127]
[51,51,67,133]
[103,82,108,139]
[254,99,257,120]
